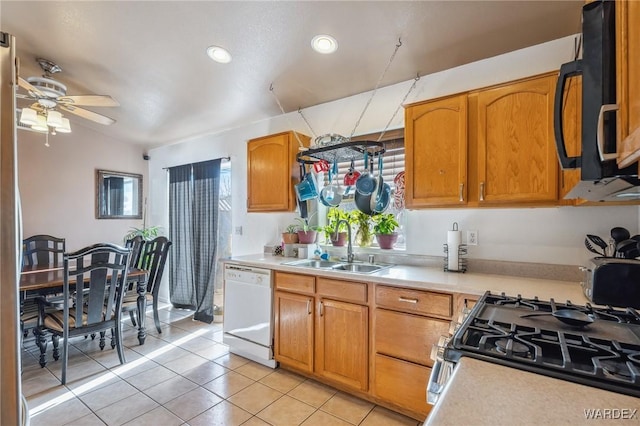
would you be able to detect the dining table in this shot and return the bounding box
[20,264,150,345]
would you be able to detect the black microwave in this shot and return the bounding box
[554,0,640,202]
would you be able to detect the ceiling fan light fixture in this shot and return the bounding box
[46,110,63,128]
[311,34,338,54]
[56,118,72,133]
[19,107,38,125]
[206,45,232,63]
[31,114,49,132]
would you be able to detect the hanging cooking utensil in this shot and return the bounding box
[356,151,377,196]
[584,238,606,257]
[520,310,594,327]
[372,155,391,213]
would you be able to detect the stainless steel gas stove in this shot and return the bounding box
[428,291,640,404]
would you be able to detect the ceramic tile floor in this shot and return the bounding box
[21,304,422,426]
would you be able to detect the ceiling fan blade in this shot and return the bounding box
[58,95,120,107]
[16,93,34,100]
[18,77,45,97]
[59,104,116,125]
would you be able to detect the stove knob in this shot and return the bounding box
[448,321,460,335]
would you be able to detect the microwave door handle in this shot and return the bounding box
[597,104,619,162]
[554,60,582,169]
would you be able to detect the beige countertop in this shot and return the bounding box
[225,253,589,304]
[426,357,640,425]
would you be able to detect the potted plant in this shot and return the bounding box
[295,213,320,244]
[372,213,399,249]
[282,224,299,244]
[351,210,373,247]
[323,207,351,246]
[124,225,162,242]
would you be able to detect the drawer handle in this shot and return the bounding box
[399,296,418,304]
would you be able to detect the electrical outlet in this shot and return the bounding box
[235,226,243,235]
[467,230,478,245]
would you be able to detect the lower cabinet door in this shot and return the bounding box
[373,353,432,418]
[316,298,369,391]
[274,291,314,372]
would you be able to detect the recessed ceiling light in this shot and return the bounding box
[311,34,338,54]
[206,45,232,63]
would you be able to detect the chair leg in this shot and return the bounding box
[128,310,137,327]
[115,325,126,364]
[99,331,106,350]
[61,335,69,385]
[153,297,162,334]
[52,334,60,361]
[110,328,116,349]
[35,328,48,368]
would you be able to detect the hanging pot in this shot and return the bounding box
[356,152,377,196]
[344,159,361,186]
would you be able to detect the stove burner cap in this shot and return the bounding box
[600,360,632,380]
[495,339,530,356]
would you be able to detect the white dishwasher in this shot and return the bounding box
[222,264,276,368]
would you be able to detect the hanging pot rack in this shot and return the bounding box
[296,139,385,165]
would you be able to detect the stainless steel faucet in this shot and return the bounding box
[335,219,354,263]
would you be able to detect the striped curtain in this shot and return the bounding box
[168,158,222,323]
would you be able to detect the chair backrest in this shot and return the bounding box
[139,236,172,296]
[125,235,145,269]
[64,243,131,331]
[22,234,65,267]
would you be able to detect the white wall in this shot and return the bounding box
[148,35,639,267]
[18,123,148,251]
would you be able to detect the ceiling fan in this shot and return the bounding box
[17,58,119,129]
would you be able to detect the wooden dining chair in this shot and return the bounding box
[34,243,131,384]
[121,236,172,333]
[125,235,145,269]
[20,235,66,339]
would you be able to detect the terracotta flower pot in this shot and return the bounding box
[330,232,348,247]
[297,230,317,244]
[375,233,398,250]
[282,232,299,244]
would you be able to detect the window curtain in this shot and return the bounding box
[168,158,222,323]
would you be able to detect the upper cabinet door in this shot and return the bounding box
[476,75,558,204]
[247,131,309,212]
[404,94,468,207]
[616,0,640,168]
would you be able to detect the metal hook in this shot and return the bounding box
[396,38,402,48]
[269,83,274,92]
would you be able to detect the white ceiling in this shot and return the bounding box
[1,1,583,149]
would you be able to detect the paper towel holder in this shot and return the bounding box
[443,243,467,272]
[444,223,467,273]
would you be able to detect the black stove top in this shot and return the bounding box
[445,292,640,397]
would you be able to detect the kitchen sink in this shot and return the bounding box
[282,259,394,274]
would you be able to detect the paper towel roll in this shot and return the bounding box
[447,229,461,271]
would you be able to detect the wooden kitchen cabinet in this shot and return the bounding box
[316,298,368,391]
[404,73,559,208]
[274,273,369,392]
[274,290,314,373]
[615,0,640,169]
[274,272,315,372]
[373,285,452,417]
[475,74,558,204]
[247,131,309,212]
[405,94,468,207]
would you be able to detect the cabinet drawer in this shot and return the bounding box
[317,277,367,304]
[375,286,452,317]
[373,354,431,418]
[275,272,314,294]
[375,309,450,367]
